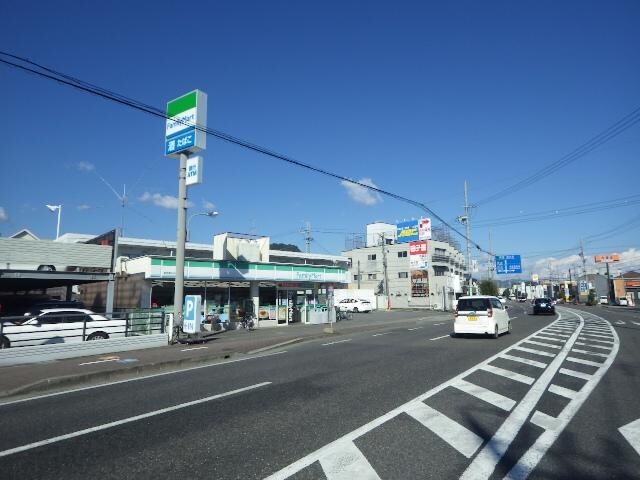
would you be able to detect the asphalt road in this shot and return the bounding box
[1,303,639,479]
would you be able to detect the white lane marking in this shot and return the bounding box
[0,382,271,458]
[534,335,565,343]
[0,351,286,407]
[619,418,640,456]
[548,384,578,399]
[571,348,608,358]
[565,356,604,368]
[433,323,445,326]
[408,327,423,331]
[506,311,619,480]
[319,440,380,480]
[615,320,626,325]
[480,364,535,385]
[78,358,119,366]
[522,340,562,350]
[580,332,613,340]
[372,332,392,337]
[264,314,567,480]
[574,341,611,350]
[559,368,592,381]
[429,335,450,341]
[461,309,583,480]
[405,402,484,458]
[632,321,640,326]
[545,327,574,333]
[452,379,516,412]
[541,332,571,338]
[512,346,556,358]
[530,410,562,431]
[500,354,547,369]
[322,339,352,346]
[180,346,208,352]
[578,336,613,345]
[510,316,519,320]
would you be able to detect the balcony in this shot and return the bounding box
[431,254,450,264]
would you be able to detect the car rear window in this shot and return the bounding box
[457,299,490,311]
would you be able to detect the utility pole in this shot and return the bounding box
[488,228,494,280]
[458,180,473,295]
[357,259,361,289]
[381,232,390,310]
[172,152,188,336]
[301,221,313,253]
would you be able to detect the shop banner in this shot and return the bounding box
[419,218,432,240]
[397,220,419,243]
[409,240,428,270]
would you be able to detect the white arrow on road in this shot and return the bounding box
[619,418,640,456]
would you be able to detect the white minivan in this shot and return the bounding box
[454,296,511,338]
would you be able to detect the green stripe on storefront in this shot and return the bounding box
[166,91,197,117]
[151,257,346,274]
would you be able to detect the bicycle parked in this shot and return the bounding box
[241,313,256,330]
[335,307,353,321]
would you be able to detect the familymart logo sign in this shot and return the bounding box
[165,90,207,157]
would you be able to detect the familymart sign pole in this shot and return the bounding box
[165,90,207,342]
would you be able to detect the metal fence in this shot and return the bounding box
[0,310,165,349]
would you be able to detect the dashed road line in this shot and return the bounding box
[372,332,393,337]
[407,327,423,331]
[322,339,352,346]
[429,335,450,341]
[632,321,640,326]
[180,346,208,352]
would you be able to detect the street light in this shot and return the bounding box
[187,211,219,242]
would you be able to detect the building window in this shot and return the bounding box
[398,251,407,258]
[368,273,377,280]
[435,248,446,255]
[398,272,408,278]
[353,274,360,281]
[368,254,377,261]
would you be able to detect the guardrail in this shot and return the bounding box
[0,310,164,349]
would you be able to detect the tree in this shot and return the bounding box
[478,279,499,296]
[270,243,301,252]
[503,288,511,298]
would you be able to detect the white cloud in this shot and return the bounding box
[76,161,95,172]
[139,192,193,209]
[531,248,640,276]
[341,177,383,206]
[202,200,216,210]
[0,207,7,221]
[76,204,91,211]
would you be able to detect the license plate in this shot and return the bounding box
[467,316,478,321]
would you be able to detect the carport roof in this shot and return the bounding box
[0,270,113,292]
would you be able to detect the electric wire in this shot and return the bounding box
[0,51,491,254]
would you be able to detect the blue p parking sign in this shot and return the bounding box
[183,295,201,333]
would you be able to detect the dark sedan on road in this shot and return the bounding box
[533,297,555,315]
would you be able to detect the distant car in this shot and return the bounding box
[518,297,527,303]
[599,296,609,305]
[23,300,86,316]
[337,298,372,313]
[497,296,507,304]
[454,295,511,338]
[533,298,555,315]
[0,308,125,349]
[509,295,516,300]
[617,297,628,306]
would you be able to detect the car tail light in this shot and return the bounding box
[487,307,493,318]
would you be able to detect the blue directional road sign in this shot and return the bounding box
[495,255,522,274]
[183,295,201,333]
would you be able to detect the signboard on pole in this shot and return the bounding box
[183,295,201,333]
[594,254,620,263]
[495,255,522,274]
[165,90,207,158]
[185,156,203,186]
[396,220,419,243]
[409,240,428,269]
[531,274,539,283]
[419,218,432,240]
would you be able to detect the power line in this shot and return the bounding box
[474,193,640,228]
[475,106,640,206]
[0,51,492,255]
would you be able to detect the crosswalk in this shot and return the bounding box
[266,309,621,480]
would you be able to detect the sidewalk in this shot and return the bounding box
[0,311,446,400]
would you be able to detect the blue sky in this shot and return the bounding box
[1,0,639,277]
